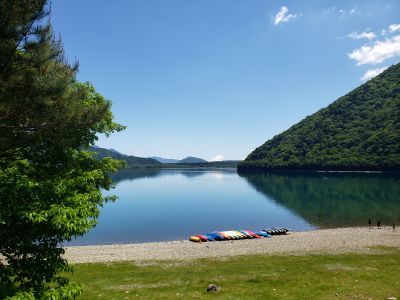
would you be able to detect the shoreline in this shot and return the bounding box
[65,227,400,264]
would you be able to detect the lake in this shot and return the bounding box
[68,168,400,245]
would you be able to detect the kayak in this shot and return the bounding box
[263,228,289,235]
[262,228,276,235]
[189,226,288,242]
[196,235,208,242]
[233,231,246,239]
[206,234,215,241]
[189,236,201,242]
[227,231,241,239]
[243,230,261,238]
[222,231,237,239]
[208,232,225,241]
[216,231,231,240]
[239,231,253,238]
[255,231,271,238]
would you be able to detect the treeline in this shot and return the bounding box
[239,63,400,171]
[88,147,160,165]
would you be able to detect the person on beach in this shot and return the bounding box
[393,224,396,231]
[377,221,381,229]
[368,219,371,228]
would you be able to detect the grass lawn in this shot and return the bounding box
[71,248,400,299]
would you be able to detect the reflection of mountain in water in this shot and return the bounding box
[111,168,236,183]
[111,168,162,183]
[177,170,207,178]
[239,171,400,227]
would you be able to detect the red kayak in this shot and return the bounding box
[216,231,231,240]
[196,235,208,242]
[243,230,261,238]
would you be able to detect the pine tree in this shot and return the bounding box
[0,1,125,298]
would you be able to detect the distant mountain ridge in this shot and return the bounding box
[89,147,210,166]
[88,146,159,165]
[151,156,208,164]
[239,63,400,171]
[150,157,179,164]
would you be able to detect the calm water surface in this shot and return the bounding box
[68,169,400,245]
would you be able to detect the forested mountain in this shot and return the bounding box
[239,63,400,171]
[151,156,208,163]
[88,146,160,165]
[179,156,208,163]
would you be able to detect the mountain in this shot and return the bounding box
[239,63,400,171]
[109,148,122,155]
[178,156,208,164]
[151,156,180,164]
[88,146,160,166]
[151,156,208,164]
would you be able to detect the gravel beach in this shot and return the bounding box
[64,227,400,264]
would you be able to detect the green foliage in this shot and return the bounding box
[0,0,125,298]
[239,64,400,171]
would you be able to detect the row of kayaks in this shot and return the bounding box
[189,228,289,242]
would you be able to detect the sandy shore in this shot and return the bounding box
[64,227,400,264]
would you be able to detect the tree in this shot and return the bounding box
[0,1,125,298]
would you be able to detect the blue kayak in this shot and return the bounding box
[239,231,253,239]
[255,231,272,238]
[206,234,215,241]
[208,232,225,241]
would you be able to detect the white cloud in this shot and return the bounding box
[389,24,400,34]
[210,154,224,162]
[347,31,376,40]
[360,66,388,81]
[349,5,359,15]
[348,35,400,65]
[381,24,400,36]
[274,6,299,26]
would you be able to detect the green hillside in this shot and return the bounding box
[178,156,208,163]
[88,146,160,166]
[239,63,400,171]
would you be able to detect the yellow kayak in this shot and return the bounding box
[189,236,201,242]
[225,231,240,239]
[233,231,246,239]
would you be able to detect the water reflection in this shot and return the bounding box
[238,171,400,227]
[111,168,161,182]
[68,168,400,245]
[111,168,234,182]
[69,168,313,245]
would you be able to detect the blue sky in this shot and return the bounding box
[51,0,400,160]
